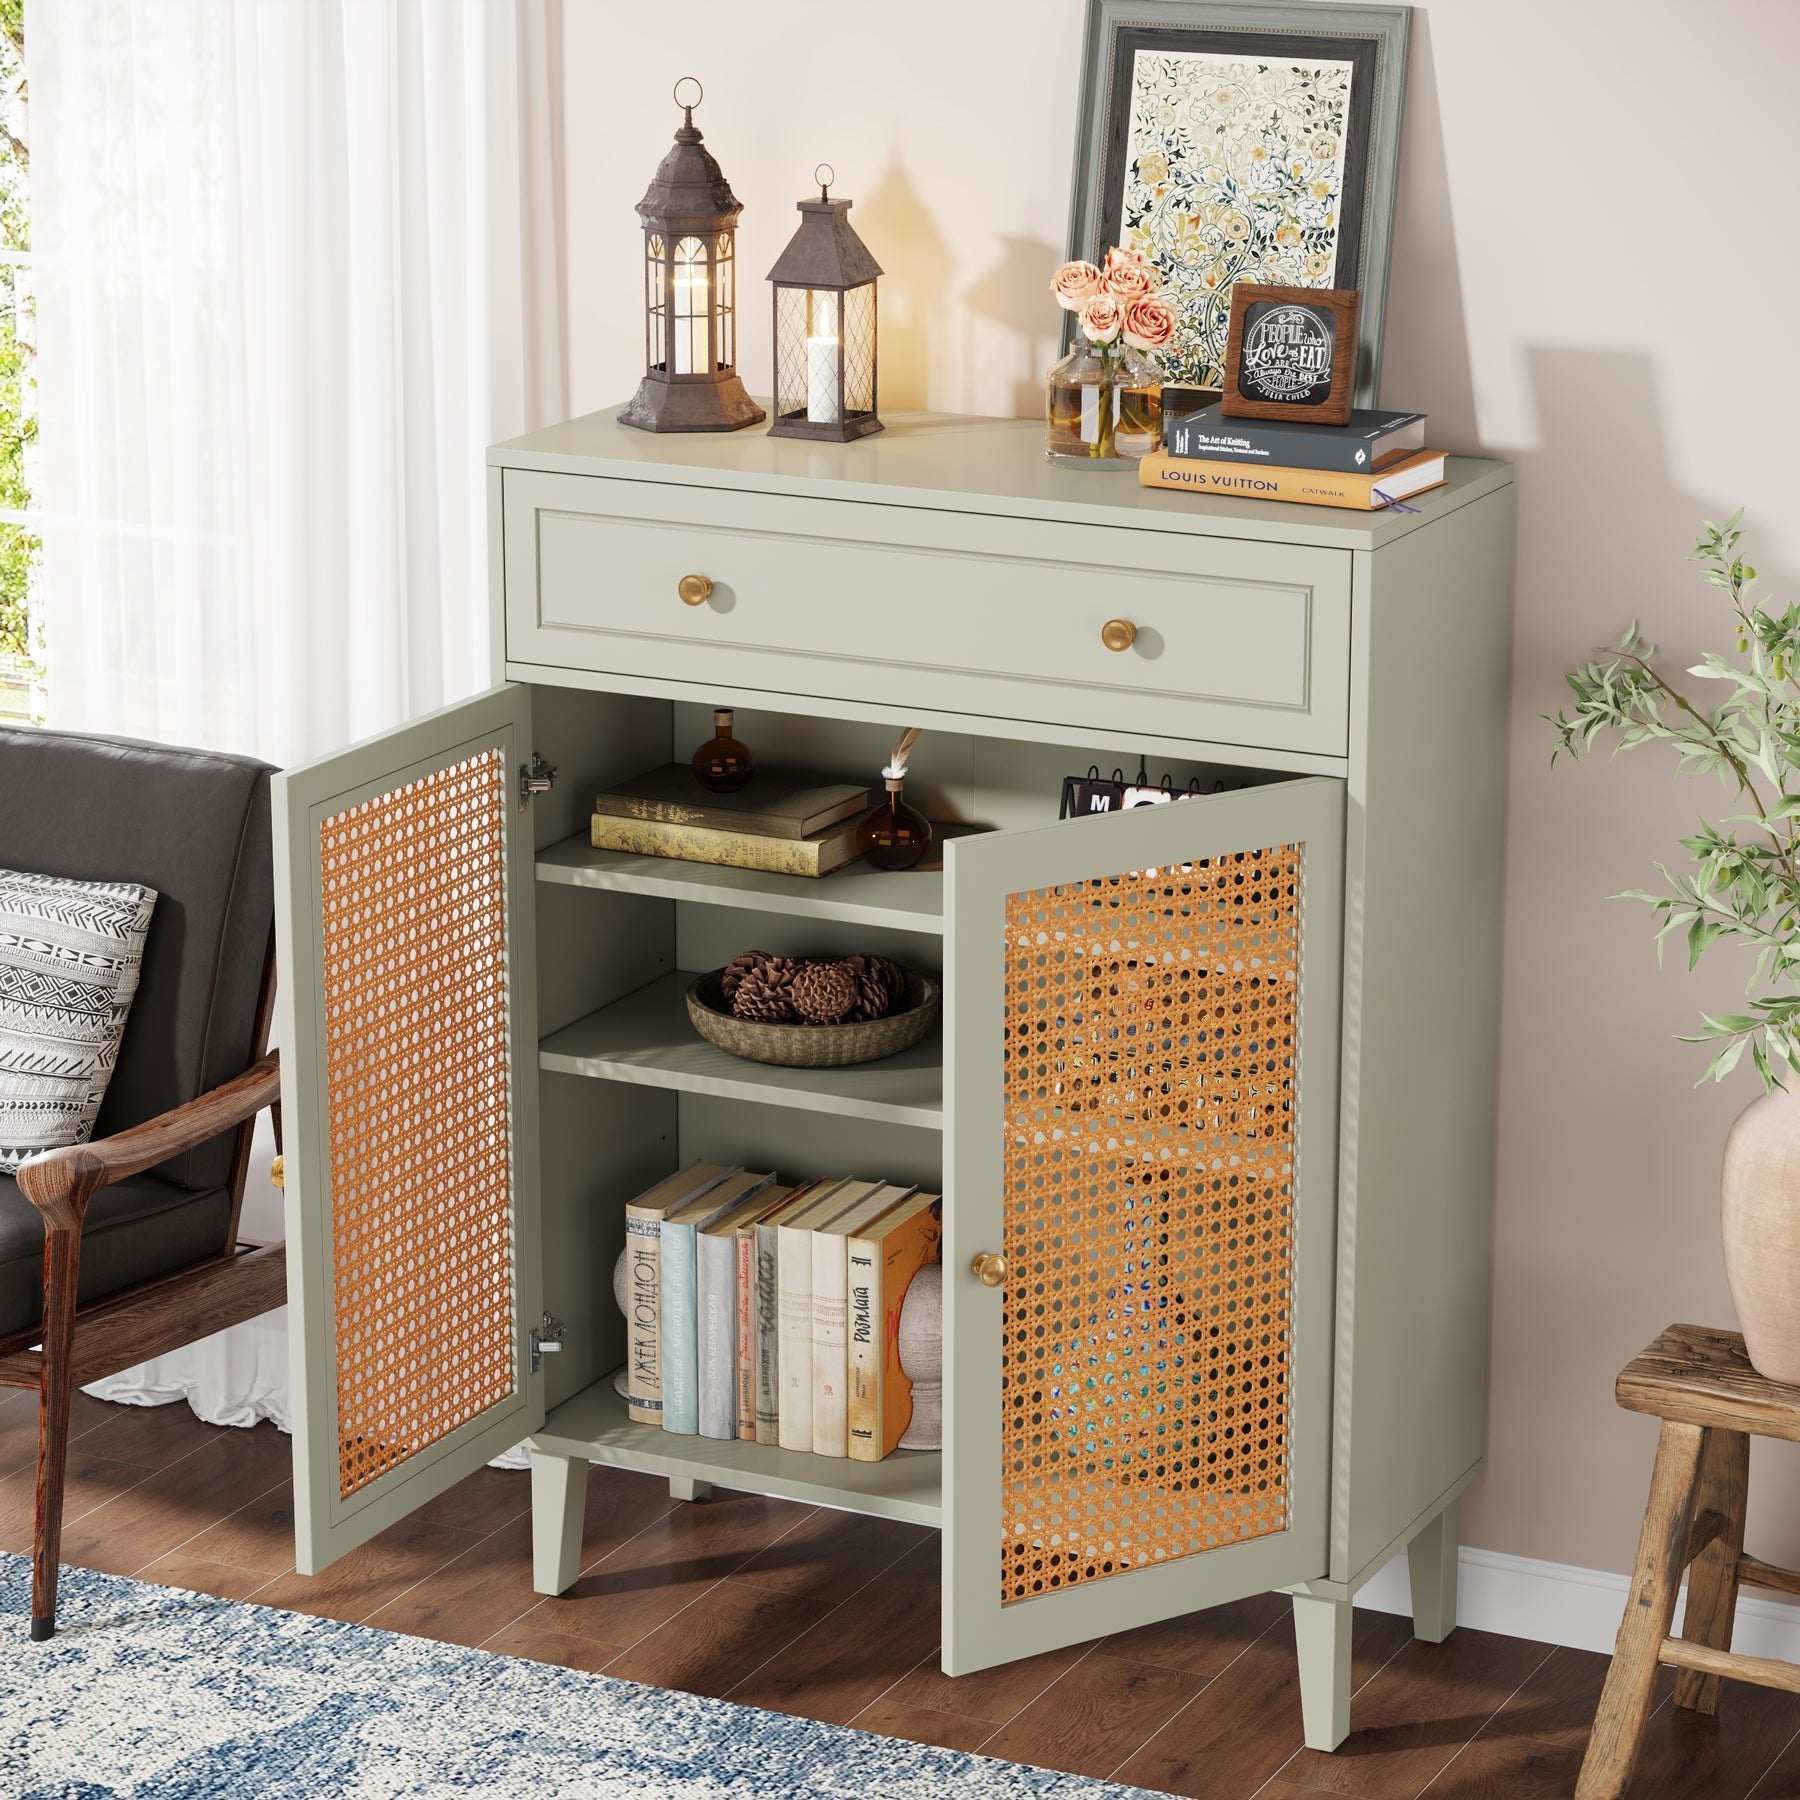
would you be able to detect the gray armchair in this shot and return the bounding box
[0,726,285,1639]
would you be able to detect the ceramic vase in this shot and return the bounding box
[896,1262,943,1450]
[1720,1083,1800,1382]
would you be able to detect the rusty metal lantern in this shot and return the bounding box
[618,78,765,434]
[765,164,882,442]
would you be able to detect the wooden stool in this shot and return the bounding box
[1577,1323,1800,1798]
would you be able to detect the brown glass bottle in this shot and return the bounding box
[692,707,754,791]
[857,775,933,870]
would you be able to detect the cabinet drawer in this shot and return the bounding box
[503,470,1350,756]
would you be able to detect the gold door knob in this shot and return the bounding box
[677,573,714,607]
[1100,618,1137,653]
[971,1251,1007,1288]
[269,1155,285,1191]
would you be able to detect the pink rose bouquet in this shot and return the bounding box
[1047,246,1175,460]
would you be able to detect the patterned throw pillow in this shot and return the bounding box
[0,868,158,1175]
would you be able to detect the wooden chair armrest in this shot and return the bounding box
[14,1053,282,1232]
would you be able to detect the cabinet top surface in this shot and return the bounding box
[490,406,1511,552]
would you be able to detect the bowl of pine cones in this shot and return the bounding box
[686,949,941,1068]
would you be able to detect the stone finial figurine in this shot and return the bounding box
[612,1246,632,1397]
[896,1262,943,1450]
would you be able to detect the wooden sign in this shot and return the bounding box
[1220,284,1360,425]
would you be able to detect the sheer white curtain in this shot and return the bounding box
[30,0,566,1425]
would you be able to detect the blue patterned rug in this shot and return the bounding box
[0,1556,1168,1798]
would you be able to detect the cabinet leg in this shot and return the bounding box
[1292,1590,1354,1752]
[530,1451,588,1596]
[669,1476,712,1503]
[1408,1498,1461,1643]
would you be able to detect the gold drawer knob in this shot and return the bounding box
[1100,618,1137,653]
[678,573,714,607]
[971,1251,1007,1288]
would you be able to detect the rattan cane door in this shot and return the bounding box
[274,686,543,1574]
[942,776,1344,1674]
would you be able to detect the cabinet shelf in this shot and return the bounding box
[538,971,944,1129]
[535,1375,943,1527]
[536,833,946,934]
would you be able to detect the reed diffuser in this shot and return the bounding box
[857,726,933,871]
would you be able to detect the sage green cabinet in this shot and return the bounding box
[275,410,1513,1751]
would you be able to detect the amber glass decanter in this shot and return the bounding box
[1045,342,1162,465]
[692,707,755,791]
[858,773,933,871]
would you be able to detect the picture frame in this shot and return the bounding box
[1063,0,1411,406]
[1221,283,1360,422]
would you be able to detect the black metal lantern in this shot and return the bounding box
[618,78,765,434]
[765,165,882,442]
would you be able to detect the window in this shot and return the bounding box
[0,0,38,726]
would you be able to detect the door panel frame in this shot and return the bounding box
[274,686,545,1574]
[942,776,1345,1672]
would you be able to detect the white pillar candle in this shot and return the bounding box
[672,266,707,375]
[806,334,842,423]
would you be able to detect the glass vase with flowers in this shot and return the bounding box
[1045,248,1175,466]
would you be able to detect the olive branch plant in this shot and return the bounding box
[1550,510,1800,1091]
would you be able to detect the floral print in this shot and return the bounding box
[1118,48,1354,390]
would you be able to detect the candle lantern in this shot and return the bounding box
[618,78,765,434]
[766,165,882,442]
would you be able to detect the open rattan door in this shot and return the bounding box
[942,776,1344,1673]
[275,687,544,1574]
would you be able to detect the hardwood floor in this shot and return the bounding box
[6,1388,1799,1798]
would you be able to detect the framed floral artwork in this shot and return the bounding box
[1064,0,1411,404]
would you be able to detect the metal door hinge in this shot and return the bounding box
[531,1311,566,1374]
[519,751,557,809]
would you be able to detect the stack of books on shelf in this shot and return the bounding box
[622,1163,943,1461]
[591,766,871,877]
[1138,393,1445,512]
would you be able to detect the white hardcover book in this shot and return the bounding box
[811,1184,917,1458]
[754,1183,823,1444]
[776,1179,876,1453]
[694,1178,784,1441]
[621,1163,736,1425]
[661,1170,772,1435]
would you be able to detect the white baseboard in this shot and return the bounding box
[1354,1543,1800,1660]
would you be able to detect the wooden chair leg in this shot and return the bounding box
[1674,1427,1749,1715]
[31,1228,82,1641]
[1576,1420,1709,1800]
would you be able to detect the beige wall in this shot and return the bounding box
[556,0,1800,1578]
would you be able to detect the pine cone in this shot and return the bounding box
[873,954,907,1007]
[843,953,895,1023]
[731,956,798,1022]
[722,949,776,1004]
[791,958,857,1024]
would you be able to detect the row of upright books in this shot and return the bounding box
[1138,393,1445,512]
[621,1163,942,1461]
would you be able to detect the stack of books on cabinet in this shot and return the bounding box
[623,1163,942,1461]
[591,764,871,877]
[1139,395,1446,511]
